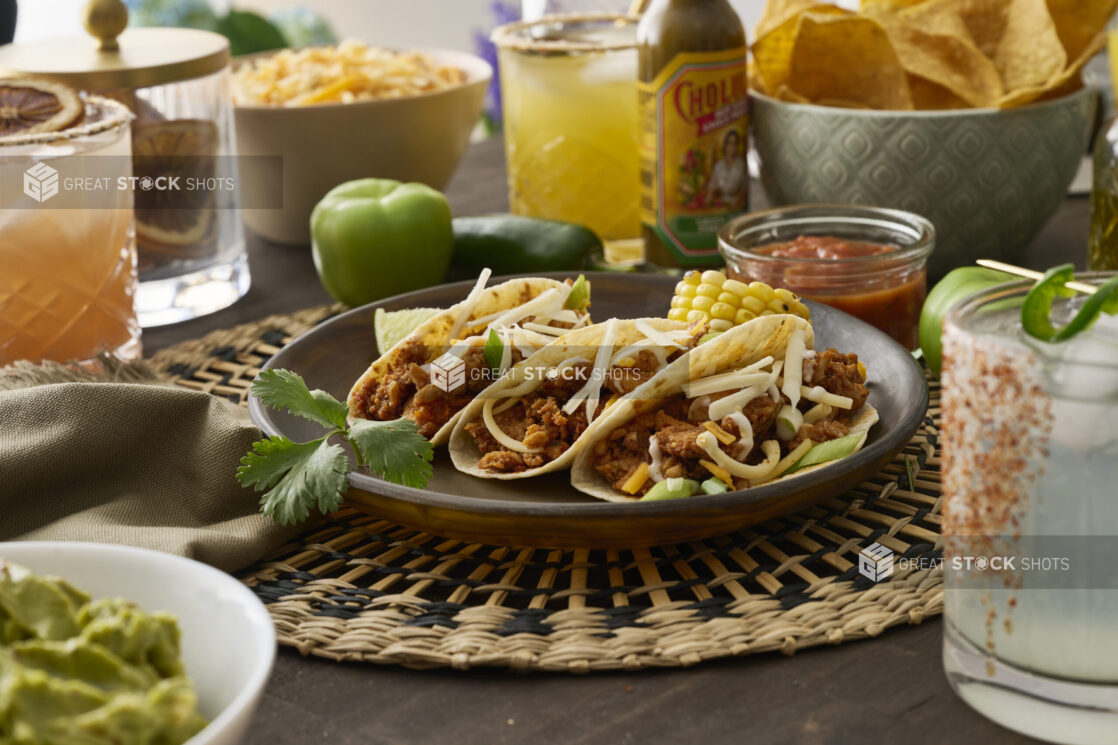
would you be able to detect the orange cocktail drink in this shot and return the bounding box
[0,96,138,366]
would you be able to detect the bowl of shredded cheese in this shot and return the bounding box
[232,40,491,245]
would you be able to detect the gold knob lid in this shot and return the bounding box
[83,0,129,52]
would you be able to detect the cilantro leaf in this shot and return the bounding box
[237,436,349,525]
[250,368,348,430]
[348,418,434,488]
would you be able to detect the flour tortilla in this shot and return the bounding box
[347,277,578,446]
[568,316,879,502]
[448,314,805,480]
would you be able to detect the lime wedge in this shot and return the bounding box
[374,307,440,352]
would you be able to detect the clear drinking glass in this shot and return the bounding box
[494,14,643,265]
[0,96,139,366]
[102,67,249,327]
[940,275,1118,745]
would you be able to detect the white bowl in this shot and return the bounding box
[0,542,275,745]
[234,47,492,245]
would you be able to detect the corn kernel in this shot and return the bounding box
[677,284,697,299]
[683,270,702,286]
[691,295,715,312]
[700,269,726,285]
[709,318,733,332]
[686,309,708,324]
[710,302,736,321]
[696,283,721,299]
[722,279,750,297]
[774,288,801,305]
[670,295,688,309]
[749,281,775,303]
[857,361,866,380]
[740,296,765,315]
[735,308,756,324]
[716,291,739,306]
[766,298,790,314]
[668,308,689,322]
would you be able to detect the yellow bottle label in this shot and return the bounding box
[639,47,749,263]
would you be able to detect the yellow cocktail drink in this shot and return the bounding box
[495,16,641,254]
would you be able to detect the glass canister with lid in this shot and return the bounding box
[0,0,249,326]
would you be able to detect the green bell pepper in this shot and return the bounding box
[311,179,454,307]
[448,215,600,280]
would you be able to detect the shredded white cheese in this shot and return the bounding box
[726,411,755,456]
[801,385,853,410]
[482,398,537,453]
[562,318,618,422]
[782,329,805,408]
[648,435,664,483]
[448,268,492,343]
[682,370,772,399]
[708,384,766,421]
[635,319,688,350]
[696,433,782,481]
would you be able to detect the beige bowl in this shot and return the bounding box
[234,48,491,245]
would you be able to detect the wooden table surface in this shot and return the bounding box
[146,138,1085,745]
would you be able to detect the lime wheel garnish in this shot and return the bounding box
[0,78,84,136]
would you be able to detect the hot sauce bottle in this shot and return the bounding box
[637,0,749,269]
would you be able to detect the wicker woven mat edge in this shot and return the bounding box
[150,304,944,673]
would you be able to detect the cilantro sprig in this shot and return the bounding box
[237,369,434,525]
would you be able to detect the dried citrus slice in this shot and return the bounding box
[132,119,218,248]
[0,78,84,136]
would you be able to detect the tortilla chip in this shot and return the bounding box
[756,0,835,39]
[908,74,973,109]
[752,4,851,95]
[993,0,1066,91]
[941,0,1011,60]
[1045,0,1118,61]
[865,7,1003,107]
[997,29,1105,108]
[787,13,914,110]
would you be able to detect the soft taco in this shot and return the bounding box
[569,315,879,501]
[448,317,708,479]
[348,270,592,445]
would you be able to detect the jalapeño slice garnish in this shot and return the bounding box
[1021,264,1118,343]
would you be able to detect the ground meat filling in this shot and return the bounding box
[352,337,529,439]
[465,372,595,473]
[591,349,869,495]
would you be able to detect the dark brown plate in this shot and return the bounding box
[249,272,928,548]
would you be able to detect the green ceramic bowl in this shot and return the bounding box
[752,86,1096,279]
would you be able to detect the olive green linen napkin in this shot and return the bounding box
[0,357,297,572]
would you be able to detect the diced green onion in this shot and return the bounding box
[698,331,723,345]
[775,403,804,441]
[640,477,699,501]
[786,432,864,474]
[701,477,729,495]
[564,274,591,311]
[1021,264,1118,342]
[483,328,503,370]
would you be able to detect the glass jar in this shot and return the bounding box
[0,17,249,327]
[718,205,934,350]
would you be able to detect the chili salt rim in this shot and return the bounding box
[491,13,638,52]
[0,95,132,147]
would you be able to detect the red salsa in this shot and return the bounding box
[731,235,925,349]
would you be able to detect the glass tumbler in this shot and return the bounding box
[0,96,139,366]
[940,275,1118,745]
[493,14,643,265]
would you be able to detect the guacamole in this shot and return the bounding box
[0,560,207,745]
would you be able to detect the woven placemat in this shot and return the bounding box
[151,305,945,672]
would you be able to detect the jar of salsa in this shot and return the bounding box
[718,205,934,349]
